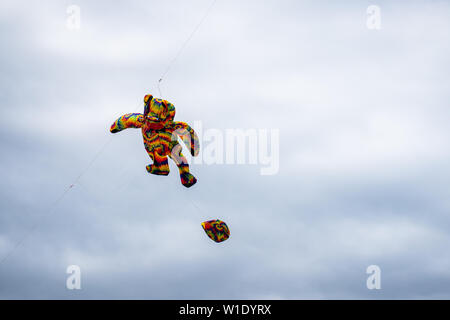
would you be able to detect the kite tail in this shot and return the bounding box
[172,121,200,156]
[110,113,144,133]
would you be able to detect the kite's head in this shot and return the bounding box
[143,94,174,130]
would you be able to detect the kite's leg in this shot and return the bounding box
[145,151,170,176]
[169,144,197,188]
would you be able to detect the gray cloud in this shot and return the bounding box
[0,0,450,299]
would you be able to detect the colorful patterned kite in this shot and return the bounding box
[201,219,230,243]
[110,94,199,187]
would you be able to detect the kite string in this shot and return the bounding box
[157,0,218,96]
[0,103,141,267]
[0,0,219,266]
[0,185,72,265]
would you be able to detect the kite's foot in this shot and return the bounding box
[146,164,169,176]
[180,172,197,188]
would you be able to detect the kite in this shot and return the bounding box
[110,94,199,187]
[201,219,230,243]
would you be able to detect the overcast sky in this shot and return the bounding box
[1,0,450,299]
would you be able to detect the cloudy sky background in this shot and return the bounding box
[0,0,449,299]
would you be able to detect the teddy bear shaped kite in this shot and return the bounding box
[110,94,199,188]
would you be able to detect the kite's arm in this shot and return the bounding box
[171,121,200,156]
[110,113,144,133]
